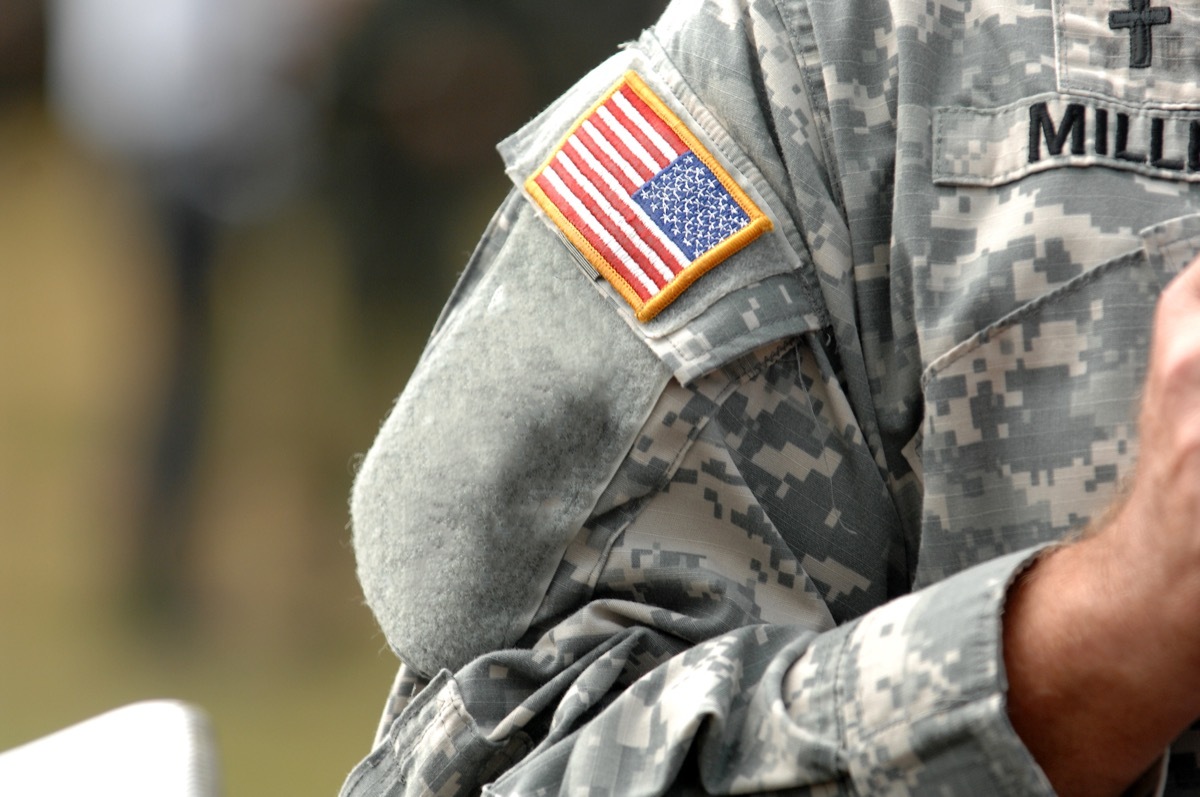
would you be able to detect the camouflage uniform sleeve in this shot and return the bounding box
[343,328,1057,796]
[343,0,1079,794]
[485,549,1054,796]
[350,188,675,678]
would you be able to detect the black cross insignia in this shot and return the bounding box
[1109,0,1172,69]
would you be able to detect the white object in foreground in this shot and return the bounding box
[0,700,220,797]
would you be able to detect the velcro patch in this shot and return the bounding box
[526,71,772,322]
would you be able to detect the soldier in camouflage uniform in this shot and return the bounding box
[342,0,1200,793]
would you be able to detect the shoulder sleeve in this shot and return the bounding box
[351,190,673,677]
[351,2,829,677]
[347,1,1060,796]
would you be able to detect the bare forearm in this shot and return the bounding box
[1004,533,1200,796]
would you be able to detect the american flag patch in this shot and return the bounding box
[526,71,773,322]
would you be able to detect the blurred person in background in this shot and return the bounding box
[0,0,43,103]
[43,0,671,628]
[46,0,346,625]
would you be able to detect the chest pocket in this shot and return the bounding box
[913,212,1200,587]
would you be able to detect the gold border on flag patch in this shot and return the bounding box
[526,71,773,322]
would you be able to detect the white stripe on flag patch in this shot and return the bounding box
[579,121,642,190]
[596,105,662,176]
[611,90,680,163]
[555,151,677,284]
[563,138,689,273]
[541,164,659,296]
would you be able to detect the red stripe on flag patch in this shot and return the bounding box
[562,140,686,279]
[590,112,657,183]
[533,169,656,301]
[526,70,773,322]
[603,97,672,172]
[551,152,669,290]
[576,123,640,194]
[616,86,686,157]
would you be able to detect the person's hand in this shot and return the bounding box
[1004,256,1200,796]
[1112,257,1200,626]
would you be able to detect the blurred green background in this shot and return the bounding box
[0,1,665,794]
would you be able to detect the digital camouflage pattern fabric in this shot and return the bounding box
[344,0,1200,793]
